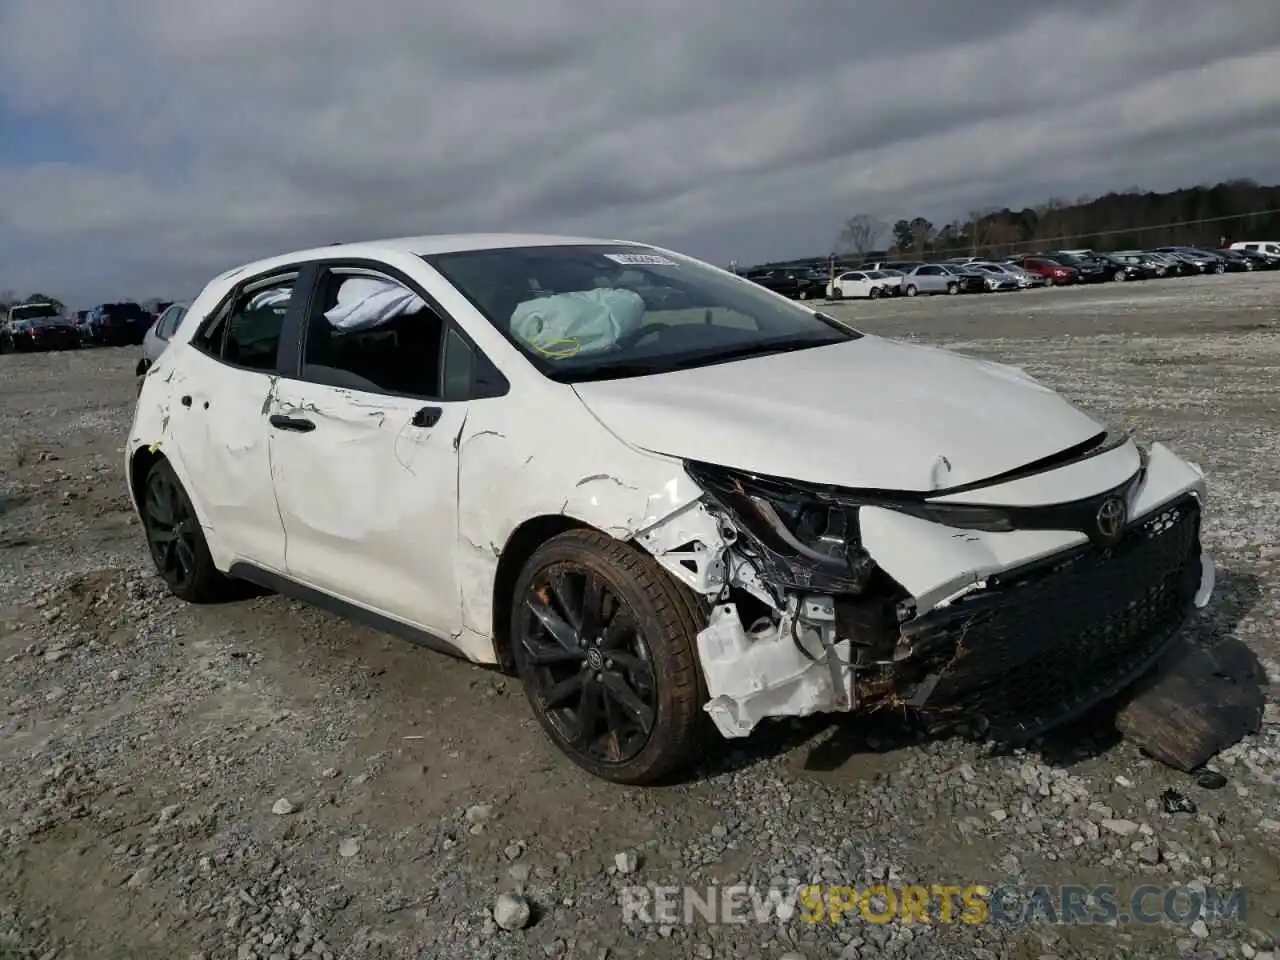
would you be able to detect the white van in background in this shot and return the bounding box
[1229,241,1280,258]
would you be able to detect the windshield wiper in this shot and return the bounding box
[559,336,848,383]
[667,336,846,369]
[551,361,672,382]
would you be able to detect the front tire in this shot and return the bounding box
[511,529,705,785]
[140,459,229,603]
[869,287,881,299]
[946,282,960,295]
[905,284,918,297]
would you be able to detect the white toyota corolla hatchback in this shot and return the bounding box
[127,234,1215,784]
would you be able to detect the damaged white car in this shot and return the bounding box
[126,234,1216,784]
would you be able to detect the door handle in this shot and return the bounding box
[269,414,316,433]
[411,406,442,428]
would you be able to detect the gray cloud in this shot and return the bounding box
[1,0,1279,304]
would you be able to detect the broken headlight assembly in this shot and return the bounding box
[747,496,855,567]
[683,462,878,593]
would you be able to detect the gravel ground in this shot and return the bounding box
[1,272,1278,960]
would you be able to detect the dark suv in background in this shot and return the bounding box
[88,302,151,346]
[743,269,826,300]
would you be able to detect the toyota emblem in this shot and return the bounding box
[1095,496,1127,542]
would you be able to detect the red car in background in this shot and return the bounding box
[1006,256,1079,286]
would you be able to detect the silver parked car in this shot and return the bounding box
[136,302,190,388]
[901,264,964,296]
[970,262,1028,290]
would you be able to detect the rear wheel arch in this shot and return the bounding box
[129,445,165,512]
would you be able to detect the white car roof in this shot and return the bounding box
[212,233,633,284]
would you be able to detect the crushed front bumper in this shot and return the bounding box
[643,440,1215,742]
[877,493,1206,741]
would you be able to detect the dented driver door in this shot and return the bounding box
[266,378,466,639]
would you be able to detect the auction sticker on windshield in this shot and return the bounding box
[603,253,679,266]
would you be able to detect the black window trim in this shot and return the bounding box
[189,264,309,376]
[283,257,510,403]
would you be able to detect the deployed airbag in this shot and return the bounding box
[510,288,646,357]
[246,288,293,312]
[325,277,428,331]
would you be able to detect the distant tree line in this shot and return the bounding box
[0,292,166,314]
[828,178,1280,265]
[0,290,66,312]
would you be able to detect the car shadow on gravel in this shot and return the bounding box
[684,565,1265,783]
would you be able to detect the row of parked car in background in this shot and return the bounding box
[0,299,177,353]
[743,240,1280,301]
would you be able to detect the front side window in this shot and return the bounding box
[302,270,444,398]
[425,245,857,383]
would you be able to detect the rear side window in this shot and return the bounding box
[194,276,295,371]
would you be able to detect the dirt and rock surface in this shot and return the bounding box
[1,273,1278,960]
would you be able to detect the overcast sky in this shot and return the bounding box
[3,0,1280,306]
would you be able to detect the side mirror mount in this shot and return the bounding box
[135,358,151,376]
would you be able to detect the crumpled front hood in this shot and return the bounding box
[572,335,1105,493]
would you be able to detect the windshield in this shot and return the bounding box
[425,244,858,382]
[10,304,60,322]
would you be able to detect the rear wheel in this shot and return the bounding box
[140,459,230,603]
[511,529,705,785]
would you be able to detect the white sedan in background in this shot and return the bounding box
[827,269,899,299]
[127,233,1215,784]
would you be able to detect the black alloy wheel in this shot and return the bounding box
[511,529,704,784]
[140,459,227,602]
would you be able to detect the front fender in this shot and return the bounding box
[453,390,704,647]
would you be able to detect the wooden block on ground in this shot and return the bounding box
[1115,636,1267,772]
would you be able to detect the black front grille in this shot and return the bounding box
[904,495,1202,740]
